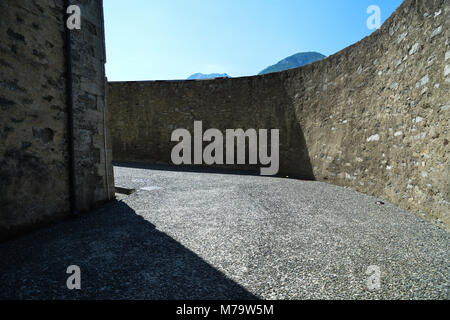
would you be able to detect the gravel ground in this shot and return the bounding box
[0,163,448,299]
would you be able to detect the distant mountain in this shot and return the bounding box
[258,52,326,75]
[187,73,231,80]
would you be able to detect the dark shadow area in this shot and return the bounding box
[114,161,261,176]
[113,161,313,181]
[0,200,258,300]
[278,82,316,181]
[115,186,136,195]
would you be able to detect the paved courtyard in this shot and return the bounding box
[0,164,448,299]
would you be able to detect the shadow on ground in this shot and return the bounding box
[114,161,261,176]
[113,161,314,180]
[0,200,258,300]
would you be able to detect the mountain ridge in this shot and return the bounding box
[187,73,231,80]
[258,52,326,75]
[187,52,326,79]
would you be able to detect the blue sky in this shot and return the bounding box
[104,0,404,81]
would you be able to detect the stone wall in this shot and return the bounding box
[285,0,449,229]
[109,0,449,229]
[0,0,114,240]
[70,0,114,212]
[109,77,314,178]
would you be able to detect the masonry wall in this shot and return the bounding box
[285,0,449,229]
[109,77,314,178]
[70,0,114,212]
[109,0,449,229]
[0,0,114,240]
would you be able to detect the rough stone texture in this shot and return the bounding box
[69,0,115,212]
[0,0,114,240]
[109,0,449,229]
[109,77,314,179]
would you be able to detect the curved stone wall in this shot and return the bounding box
[109,0,449,229]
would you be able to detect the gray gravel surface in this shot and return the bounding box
[0,164,448,299]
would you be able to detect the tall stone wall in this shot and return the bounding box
[0,0,114,240]
[70,0,114,212]
[109,0,448,229]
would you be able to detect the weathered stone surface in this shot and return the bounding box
[0,0,69,239]
[109,0,449,229]
[0,0,113,240]
[109,77,314,179]
[69,0,115,212]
